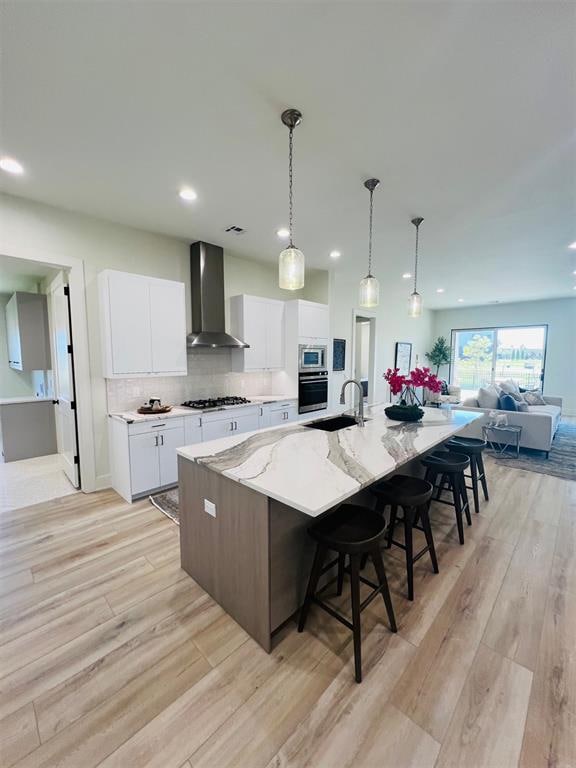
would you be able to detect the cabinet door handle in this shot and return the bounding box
[234,421,238,431]
[160,434,164,446]
[154,435,159,446]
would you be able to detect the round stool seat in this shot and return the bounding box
[445,437,487,455]
[421,450,470,473]
[371,475,433,508]
[310,504,387,554]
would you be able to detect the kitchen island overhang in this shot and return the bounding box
[177,405,481,651]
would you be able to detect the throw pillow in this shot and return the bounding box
[499,393,518,412]
[523,390,547,406]
[500,379,520,395]
[499,381,524,401]
[516,400,529,412]
[478,385,500,410]
[441,380,449,396]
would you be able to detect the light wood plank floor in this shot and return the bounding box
[0,456,574,768]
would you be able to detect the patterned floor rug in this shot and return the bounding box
[149,488,179,524]
[494,421,576,481]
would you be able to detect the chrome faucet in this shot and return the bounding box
[340,379,365,427]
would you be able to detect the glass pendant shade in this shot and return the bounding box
[408,291,423,318]
[279,246,305,290]
[359,274,380,308]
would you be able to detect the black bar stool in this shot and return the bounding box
[421,451,471,545]
[370,475,438,601]
[298,504,397,683]
[444,436,489,515]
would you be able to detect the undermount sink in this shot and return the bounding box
[303,415,369,432]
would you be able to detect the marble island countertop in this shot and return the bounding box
[177,404,481,516]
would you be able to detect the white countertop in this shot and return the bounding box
[109,395,297,424]
[177,404,481,517]
[0,397,53,406]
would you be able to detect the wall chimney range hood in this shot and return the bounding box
[186,241,249,349]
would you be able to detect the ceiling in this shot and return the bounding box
[0,254,58,293]
[0,1,574,308]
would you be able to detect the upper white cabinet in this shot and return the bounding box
[230,295,285,372]
[295,300,330,340]
[5,292,51,371]
[99,270,187,378]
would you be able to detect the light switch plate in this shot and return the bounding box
[204,499,216,518]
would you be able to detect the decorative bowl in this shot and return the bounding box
[384,404,424,422]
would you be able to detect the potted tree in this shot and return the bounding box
[426,336,451,376]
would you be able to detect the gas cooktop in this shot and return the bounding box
[181,396,252,411]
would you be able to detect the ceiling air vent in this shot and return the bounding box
[224,225,245,235]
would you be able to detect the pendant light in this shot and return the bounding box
[408,216,424,317]
[359,178,380,308]
[278,108,305,290]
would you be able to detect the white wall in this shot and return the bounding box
[328,271,434,409]
[432,298,576,415]
[0,193,329,486]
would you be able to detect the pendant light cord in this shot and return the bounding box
[368,187,373,277]
[413,221,419,293]
[288,127,294,248]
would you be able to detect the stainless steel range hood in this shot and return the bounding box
[186,241,249,349]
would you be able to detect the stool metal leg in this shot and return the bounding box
[451,478,465,545]
[371,547,397,633]
[459,474,472,526]
[386,505,398,549]
[336,553,346,596]
[470,456,480,514]
[349,555,363,683]
[419,503,439,573]
[298,544,326,632]
[404,505,415,601]
[477,452,489,500]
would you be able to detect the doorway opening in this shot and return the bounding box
[0,254,80,512]
[352,311,377,405]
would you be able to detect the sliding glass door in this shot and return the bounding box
[450,325,547,396]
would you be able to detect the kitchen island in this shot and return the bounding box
[177,404,480,651]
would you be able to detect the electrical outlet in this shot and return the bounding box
[204,499,216,518]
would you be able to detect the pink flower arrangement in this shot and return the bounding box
[384,366,442,405]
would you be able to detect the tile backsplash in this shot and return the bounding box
[106,349,292,412]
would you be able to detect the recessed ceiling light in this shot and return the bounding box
[179,187,197,202]
[276,228,290,239]
[457,298,464,302]
[329,250,341,259]
[402,272,412,279]
[569,242,576,250]
[436,288,445,293]
[0,156,24,175]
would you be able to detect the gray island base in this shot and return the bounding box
[178,405,480,651]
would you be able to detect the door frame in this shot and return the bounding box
[351,309,377,404]
[0,247,97,492]
[449,323,549,391]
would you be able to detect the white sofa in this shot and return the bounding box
[452,395,563,456]
[424,384,461,406]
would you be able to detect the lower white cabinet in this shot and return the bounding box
[109,401,298,502]
[109,416,187,502]
[202,407,260,441]
[258,400,298,428]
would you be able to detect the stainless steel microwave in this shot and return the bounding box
[299,344,327,372]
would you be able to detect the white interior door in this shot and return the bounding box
[49,273,80,488]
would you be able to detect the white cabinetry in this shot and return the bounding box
[5,292,51,371]
[230,295,285,372]
[258,400,298,428]
[99,270,187,378]
[202,406,260,441]
[109,416,187,501]
[298,301,330,340]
